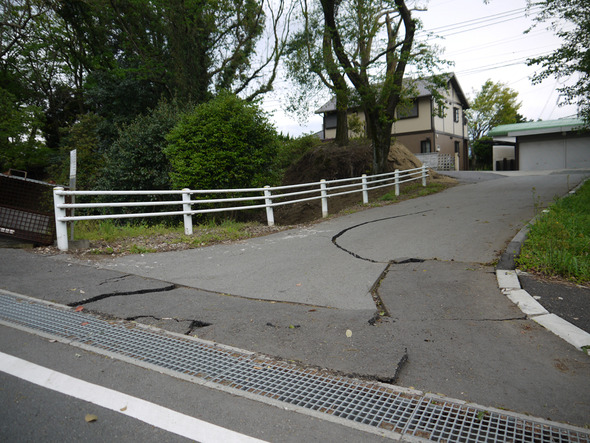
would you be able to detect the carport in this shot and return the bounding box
[489,118,590,171]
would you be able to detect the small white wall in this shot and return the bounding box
[493,145,516,171]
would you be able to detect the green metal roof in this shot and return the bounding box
[488,118,585,137]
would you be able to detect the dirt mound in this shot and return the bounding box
[275,139,432,225]
[282,139,373,185]
[282,138,423,186]
[387,140,422,171]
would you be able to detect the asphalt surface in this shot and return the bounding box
[1,169,590,438]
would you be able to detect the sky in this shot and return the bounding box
[262,0,578,137]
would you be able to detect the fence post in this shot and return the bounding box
[264,186,275,227]
[320,179,328,218]
[53,187,69,251]
[394,169,400,196]
[454,153,460,171]
[182,189,193,235]
[361,174,368,204]
[422,165,427,187]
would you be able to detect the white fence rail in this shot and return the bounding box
[53,165,428,251]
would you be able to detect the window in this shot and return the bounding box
[325,113,337,129]
[398,100,419,119]
[454,141,460,153]
[420,139,431,153]
[453,107,460,123]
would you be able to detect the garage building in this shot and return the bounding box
[488,118,590,171]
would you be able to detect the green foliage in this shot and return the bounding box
[48,113,104,188]
[318,0,448,172]
[271,134,320,182]
[164,93,280,190]
[471,136,493,170]
[0,86,49,175]
[99,100,185,191]
[380,181,447,202]
[527,0,590,127]
[74,219,182,242]
[517,181,590,284]
[466,79,522,141]
[1,0,290,180]
[347,114,365,139]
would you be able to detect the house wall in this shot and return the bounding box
[519,133,590,170]
[320,79,470,169]
[395,131,434,154]
[391,98,432,134]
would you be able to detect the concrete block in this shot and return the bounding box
[533,314,590,351]
[505,289,549,316]
[496,270,520,290]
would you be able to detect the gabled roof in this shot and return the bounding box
[488,118,586,137]
[315,73,469,114]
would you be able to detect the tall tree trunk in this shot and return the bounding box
[365,108,393,173]
[323,26,348,146]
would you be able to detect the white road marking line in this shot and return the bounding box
[0,351,266,443]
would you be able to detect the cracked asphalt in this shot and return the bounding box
[2,169,590,429]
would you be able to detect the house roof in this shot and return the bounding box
[315,73,469,114]
[488,118,586,137]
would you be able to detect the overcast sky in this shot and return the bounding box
[262,0,577,137]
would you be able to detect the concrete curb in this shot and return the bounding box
[496,179,590,354]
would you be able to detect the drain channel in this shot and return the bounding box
[0,291,588,442]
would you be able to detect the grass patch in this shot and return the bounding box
[517,181,590,284]
[71,219,275,255]
[73,220,183,242]
[380,181,447,202]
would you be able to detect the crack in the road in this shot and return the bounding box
[375,348,408,385]
[67,284,177,307]
[125,315,212,335]
[331,210,433,263]
[98,274,133,285]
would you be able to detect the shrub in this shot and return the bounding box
[99,99,185,191]
[164,92,280,190]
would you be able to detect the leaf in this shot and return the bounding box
[120,406,127,412]
[75,306,84,312]
[346,329,352,338]
[81,322,89,326]
[85,414,98,423]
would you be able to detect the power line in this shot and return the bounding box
[419,5,543,38]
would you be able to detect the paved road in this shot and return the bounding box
[1,169,590,440]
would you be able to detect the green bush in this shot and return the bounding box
[471,136,493,170]
[164,92,280,190]
[99,99,185,191]
[272,134,320,182]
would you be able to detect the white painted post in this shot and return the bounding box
[422,165,427,187]
[394,169,400,196]
[320,179,328,218]
[53,187,69,251]
[361,174,368,204]
[264,186,274,227]
[455,152,460,171]
[182,189,193,235]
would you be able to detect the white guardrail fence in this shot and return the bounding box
[53,165,428,251]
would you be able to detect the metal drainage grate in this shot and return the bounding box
[0,292,588,442]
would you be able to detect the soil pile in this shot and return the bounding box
[282,139,422,186]
[275,139,433,224]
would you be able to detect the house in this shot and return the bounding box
[315,73,470,170]
[488,118,590,171]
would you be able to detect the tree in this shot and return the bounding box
[466,80,523,142]
[164,92,280,191]
[526,0,590,126]
[285,0,350,145]
[319,0,447,173]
